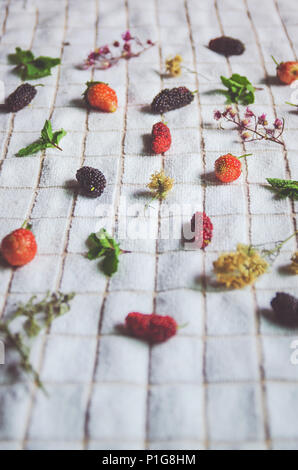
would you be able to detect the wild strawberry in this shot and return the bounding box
[272,56,298,85]
[151,122,171,154]
[84,81,118,112]
[1,222,37,267]
[125,312,177,344]
[190,212,213,249]
[214,153,252,183]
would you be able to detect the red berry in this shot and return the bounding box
[276,61,298,85]
[190,212,213,249]
[1,226,37,267]
[151,122,171,154]
[214,153,242,183]
[125,312,177,344]
[84,81,118,112]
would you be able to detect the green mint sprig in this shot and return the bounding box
[0,292,75,390]
[8,47,61,80]
[220,74,256,105]
[87,228,129,277]
[16,120,67,157]
[266,178,298,200]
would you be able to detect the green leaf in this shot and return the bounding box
[8,47,34,65]
[52,129,67,146]
[16,120,66,157]
[41,120,53,142]
[102,250,119,277]
[16,140,45,157]
[87,229,123,277]
[8,47,60,80]
[266,178,298,200]
[220,74,256,106]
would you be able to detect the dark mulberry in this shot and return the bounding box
[271,292,298,326]
[190,212,213,249]
[208,36,245,57]
[151,87,195,113]
[76,166,106,198]
[6,83,37,112]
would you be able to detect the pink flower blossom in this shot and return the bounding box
[258,113,268,126]
[274,118,283,129]
[122,30,133,41]
[214,110,222,120]
[241,131,251,140]
[245,107,254,118]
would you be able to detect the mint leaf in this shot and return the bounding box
[220,74,256,105]
[266,178,298,200]
[103,251,119,277]
[87,229,125,277]
[16,140,45,157]
[8,47,34,65]
[8,47,60,81]
[16,120,66,157]
[41,120,53,142]
[52,129,67,146]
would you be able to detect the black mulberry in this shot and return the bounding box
[6,83,37,112]
[76,166,106,198]
[208,36,245,57]
[151,87,195,113]
[271,292,298,326]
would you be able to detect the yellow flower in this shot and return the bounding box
[165,55,183,77]
[289,252,298,274]
[147,170,174,200]
[213,244,269,289]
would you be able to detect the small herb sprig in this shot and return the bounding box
[0,292,75,390]
[220,74,258,105]
[87,228,129,277]
[17,120,67,157]
[266,178,298,200]
[8,47,61,80]
[214,106,285,146]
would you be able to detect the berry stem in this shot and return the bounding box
[271,55,279,66]
[238,153,253,159]
[285,101,298,107]
[52,143,63,151]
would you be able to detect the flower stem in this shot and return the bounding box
[285,101,298,107]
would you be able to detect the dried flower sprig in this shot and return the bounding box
[289,252,298,274]
[81,30,155,70]
[214,106,285,146]
[147,170,174,201]
[0,292,75,390]
[165,55,183,77]
[165,54,208,80]
[213,231,298,289]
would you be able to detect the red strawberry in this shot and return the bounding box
[1,223,37,267]
[84,81,118,112]
[272,56,298,85]
[125,312,177,344]
[151,122,171,154]
[214,153,252,183]
[190,212,213,249]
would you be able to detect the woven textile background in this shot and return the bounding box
[0,0,297,450]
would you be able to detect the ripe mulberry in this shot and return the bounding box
[271,292,298,326]
[6,83,37,112]
[208,36,245,56]
[76,166,106,198]
[151,122,171,154]
[125,312,178,344]
[151,87,195,113]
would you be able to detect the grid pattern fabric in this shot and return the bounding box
[0,0,297,451]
